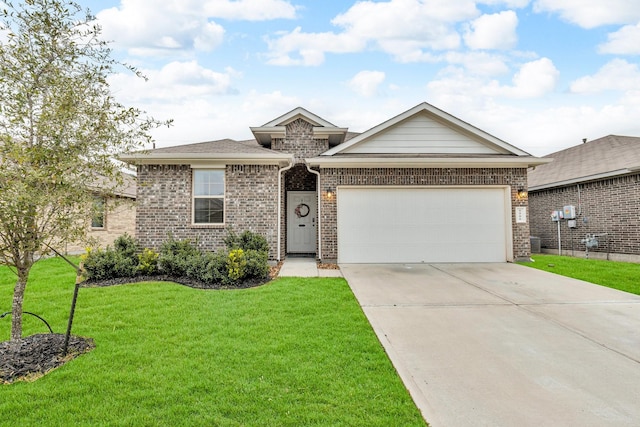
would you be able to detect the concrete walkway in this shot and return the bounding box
[277,257,342,278]
[342,263,640,427]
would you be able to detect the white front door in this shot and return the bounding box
[287,191,317,253]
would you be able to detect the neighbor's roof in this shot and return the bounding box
[528,135,640,190]
[119,138,294,166]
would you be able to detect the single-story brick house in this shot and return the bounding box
[528,135,640,262]
[121,103,547,263]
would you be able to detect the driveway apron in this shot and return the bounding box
[341,263,640,427]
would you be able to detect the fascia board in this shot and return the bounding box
[262,107,336,127]
[119,153,293,166]
[306,156,552,169]
[529,168,639,191]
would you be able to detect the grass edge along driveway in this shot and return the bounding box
[0,257,426,427]
[519,254,640,296]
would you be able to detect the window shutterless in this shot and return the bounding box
[193,169,224,224]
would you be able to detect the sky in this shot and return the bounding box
[71,1,640,156]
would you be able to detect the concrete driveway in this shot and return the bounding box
[340,263,640,427]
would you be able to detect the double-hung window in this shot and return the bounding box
[193,169,224,224]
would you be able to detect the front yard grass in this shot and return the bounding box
[0,257,426,426]
[520,254,640,296]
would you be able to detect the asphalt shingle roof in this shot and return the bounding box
[528,135,640,189]
[149,139,276,155]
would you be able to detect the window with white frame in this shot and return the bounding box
[193,169,224,224]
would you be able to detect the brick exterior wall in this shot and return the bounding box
[136,164,279,258]
[271,119,329,161]
[529,173,640,257]
[319,167,531,262]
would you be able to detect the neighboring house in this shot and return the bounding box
[63,173,137,253]
[120,103,547,264]
[528,135,640,262]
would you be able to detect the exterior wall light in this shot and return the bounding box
[326,188,334,199]
[517,188,528,200]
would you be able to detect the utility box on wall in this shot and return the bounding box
[563,205,576,219]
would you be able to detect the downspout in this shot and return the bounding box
[305,162,322,260]
[277,157,295,261]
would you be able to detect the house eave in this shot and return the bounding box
[119,152,294,166]
[529,167,640,191]
[306,156,551,169]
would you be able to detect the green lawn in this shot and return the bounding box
[0,257,426,427]
[519,254,640,296]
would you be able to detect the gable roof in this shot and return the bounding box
[528,135,640,190]
[250,107,348,147]
[308,102,548,168]
[119,139,293,166]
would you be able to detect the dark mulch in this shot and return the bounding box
[0,333,95,384]
[81,261,284,290]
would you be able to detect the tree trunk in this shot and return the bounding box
[11,262,32,341]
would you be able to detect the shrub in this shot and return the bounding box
[82,245,138,281]
[244,249,270,280]
[158,237,200,277]
[138,248,159,275]
[227,248,247,282]
[114,233,138,259]
[224,230,269,253]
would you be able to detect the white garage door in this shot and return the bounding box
[337,187,509,263]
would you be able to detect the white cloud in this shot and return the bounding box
[96,0,297,57]
[463,11,518,50]
[109,61,238,102]
[598,23,640,55]
[265,27,366,66]
[479,58,559,98]
[533,0,640,28]
[347,71,386,97]
[97,2,225,56]
[203,0,297,21]
[479,0,530,6]
[266,0,481,66]
[504,57,559,97]
[570,59,640,94]
[444,51,510,76]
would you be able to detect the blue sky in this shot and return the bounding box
[74,0,640,156]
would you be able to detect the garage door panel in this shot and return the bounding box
[337,187,508,263]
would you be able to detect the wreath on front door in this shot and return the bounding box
[294,203,310,218]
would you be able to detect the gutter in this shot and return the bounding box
[277,157,295,261]
[305,162,322,261]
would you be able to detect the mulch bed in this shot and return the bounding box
[81,260,284,290]
[0,333,95,384]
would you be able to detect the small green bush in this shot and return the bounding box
[244,249,270,280]
[82,245,138,281]
[224,230,269,253]
[114,233,138,259]
[138,248,159,275]
[158,237,200,277]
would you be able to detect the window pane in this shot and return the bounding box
[194,170,224,196]
[92,198,105,228]
[194,198,224,224]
